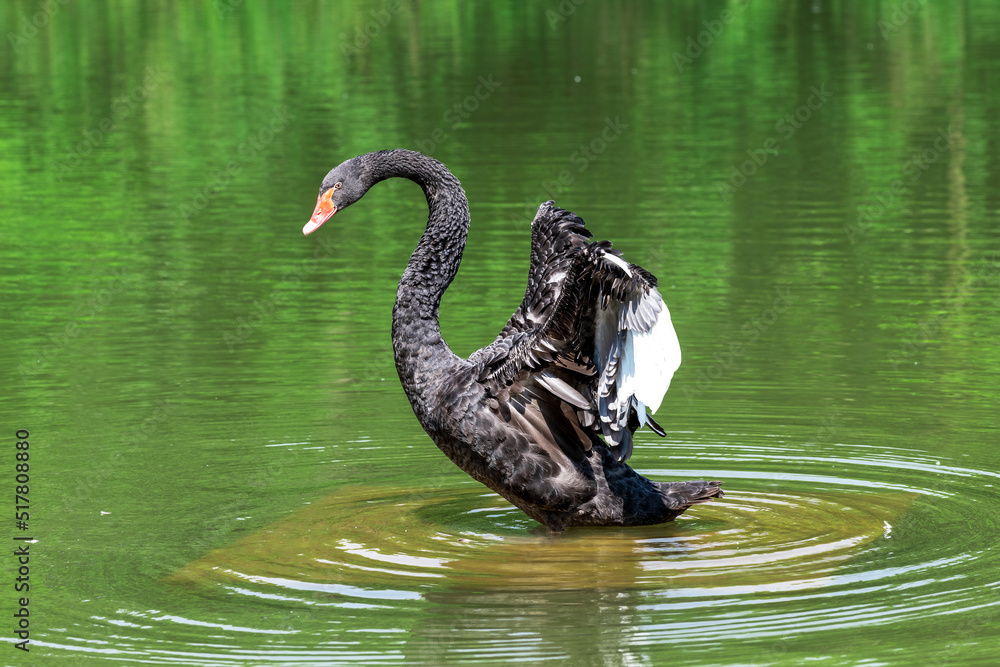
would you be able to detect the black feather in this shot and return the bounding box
[318,152,722,530]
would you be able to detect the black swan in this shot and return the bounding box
[303,149,722,530]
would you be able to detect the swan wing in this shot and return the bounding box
[497,201,592,337]
[588,247,682,461]
[476,203,681,463]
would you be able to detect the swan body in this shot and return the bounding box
[304,150,722,530]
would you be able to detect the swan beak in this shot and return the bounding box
[303,189,337,235]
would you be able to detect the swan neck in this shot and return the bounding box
[365,151,468,396]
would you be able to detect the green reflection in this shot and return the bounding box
[1,1,999,665]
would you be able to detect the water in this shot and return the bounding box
[2,1,999,664]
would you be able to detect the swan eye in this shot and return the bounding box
[333,182,342,190]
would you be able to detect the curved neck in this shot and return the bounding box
[364,150,469,404]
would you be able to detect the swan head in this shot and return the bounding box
[303,157,369,235]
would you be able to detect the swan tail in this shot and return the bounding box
[658,480,724,511]
[644,412,666,437]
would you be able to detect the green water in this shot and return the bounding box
[2,1,999,664]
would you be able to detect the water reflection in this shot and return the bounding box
[4,0,1000,664]
[144,437,1000,664]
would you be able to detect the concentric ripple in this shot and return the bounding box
[40,439,1000,664]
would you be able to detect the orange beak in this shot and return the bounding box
[303,189,337,235]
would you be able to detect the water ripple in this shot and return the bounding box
[38,440,1000,664]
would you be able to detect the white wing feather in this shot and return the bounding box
[593,275,682,459]
[617,297,681,415]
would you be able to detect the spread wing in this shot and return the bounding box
[495,201,592,337]
[471,202,681,463]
